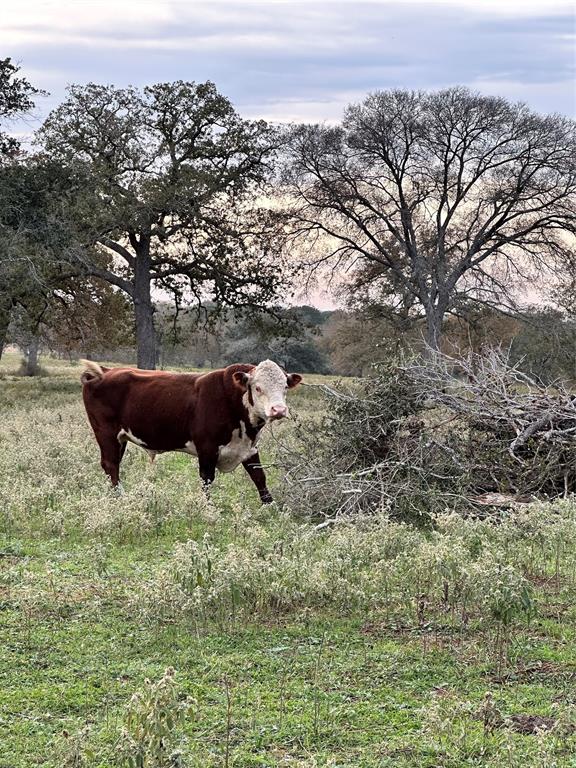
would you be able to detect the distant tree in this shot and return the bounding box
[0,58,42,160]
[155,302,226,368]
[555,255,576,318]
[43,279,135,359]
[0,59,45,354]
[155,303,333,370]
[442,304,520,356]
[509,308,576,383]
[38,81,291,369]
[222,333,327,373]
[319,311,401,376]
[289,304,332,327]
[283,87,576,350]
[220,308,328,372]
[0,67,129,370]
[0,158,90,362]
[7,305,42,374]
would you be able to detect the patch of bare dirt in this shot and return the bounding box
[507,714,557,734]
[494,660,576,683]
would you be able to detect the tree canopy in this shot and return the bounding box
[0,57,43,160]
[38,80,292,368]
[0,158,95,355]
[0,61,50,355]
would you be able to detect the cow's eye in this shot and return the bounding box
[255,386,263,394]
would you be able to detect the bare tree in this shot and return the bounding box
[38,81,289,368]
[282,87,576,349]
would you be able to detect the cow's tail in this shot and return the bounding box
[80,359,105,385]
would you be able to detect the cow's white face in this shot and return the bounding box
[233,360,302,424]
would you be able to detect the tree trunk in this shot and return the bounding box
[24,336,40,376]
[0,307,9,361]
[425,306,444,353]
[133,247,157,370]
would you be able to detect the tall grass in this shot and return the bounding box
[3,358,576,766]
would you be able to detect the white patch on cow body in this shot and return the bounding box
[118,428,148,448]
[118,428,197,461]
[217,421,258,473]
[178,440,198,457]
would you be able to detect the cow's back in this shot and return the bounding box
[83,367,202,450]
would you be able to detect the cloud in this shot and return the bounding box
[470,79,575,116]
[241,93,367,124]
[2,0,574,124]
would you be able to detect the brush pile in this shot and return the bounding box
[280,349,576,521]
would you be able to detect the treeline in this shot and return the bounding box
[16,295,574,383]
[1,58,575,376]
[159,304,576,382]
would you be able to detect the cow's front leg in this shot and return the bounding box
[243,452,273,504]
[94,429,126,487]
[198,454,217,497]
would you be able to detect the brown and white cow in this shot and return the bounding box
[80,359,302,503]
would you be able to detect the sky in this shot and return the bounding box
[2,0,574,128]
[1,0,574,308]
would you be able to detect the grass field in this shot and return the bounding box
[2,353,576,767]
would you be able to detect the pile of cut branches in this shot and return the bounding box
[280,350,576,521]
[409,350,576,499]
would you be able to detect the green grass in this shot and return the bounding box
[2,353,576,766]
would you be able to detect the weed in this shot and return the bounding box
[116,668,194,768]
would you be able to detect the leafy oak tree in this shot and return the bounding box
[38,81,290,368]
[283,87,576,349]
[0,158,89,360]
[0,58,45,354]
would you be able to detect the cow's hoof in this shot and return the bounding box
[261,494,274,505]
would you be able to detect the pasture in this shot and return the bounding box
[2,354,576,767]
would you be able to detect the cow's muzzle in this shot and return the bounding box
[269,405,288,420]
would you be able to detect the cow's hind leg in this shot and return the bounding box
[94,429,125,487]
[243,452,273,504]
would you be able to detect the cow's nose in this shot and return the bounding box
[270,405,287,419]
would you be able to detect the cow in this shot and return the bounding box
[80,359,302,503]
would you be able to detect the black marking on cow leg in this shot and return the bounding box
[198,455,217,495]
[242,452,273,504]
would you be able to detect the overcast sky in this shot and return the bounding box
[1,0,573,308]
[2,0,575,131]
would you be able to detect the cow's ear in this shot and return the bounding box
[287,373,303,389]
[233,371,251,390]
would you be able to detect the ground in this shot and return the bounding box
[1,353,576,767]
